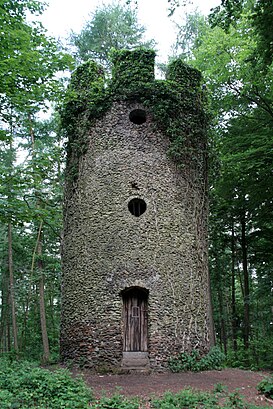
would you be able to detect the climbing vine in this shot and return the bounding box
[60,60,110,182]
[60,48,208,184]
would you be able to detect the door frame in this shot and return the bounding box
[121,287,149,352]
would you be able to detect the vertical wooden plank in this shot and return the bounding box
[143,298,148,351]
[122,290,148,352]
[123,298,126,351]
[140,298,143,351]
[128,297,131,351]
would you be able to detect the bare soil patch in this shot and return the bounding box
[74,368,273,407]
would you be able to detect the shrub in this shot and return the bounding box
[152,389,218,408]
[0,358,93,408]
[92,392,141,408]
[168,346,226,372]
[151,388,268,408]
[257,375,273,399]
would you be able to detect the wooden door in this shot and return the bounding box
[123,289,148,352]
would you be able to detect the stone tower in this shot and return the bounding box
[60,49,214,371]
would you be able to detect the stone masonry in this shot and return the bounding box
[61,50,215,371]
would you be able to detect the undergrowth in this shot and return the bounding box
[0,358,92,408]
[151,387,270,408]
[257,375,273,400]
[0,358,271,408]
[168,346,226,372]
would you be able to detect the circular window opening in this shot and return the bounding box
[129,109,147,125]
[128,198,146,217]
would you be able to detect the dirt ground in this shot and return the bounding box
[75,368,273,407]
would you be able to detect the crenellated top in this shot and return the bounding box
[66,48,202,96]
[61,49,208,185]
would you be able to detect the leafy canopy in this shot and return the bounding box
[70,2,155,68]
[0,0,73,117]
[173,1,273,368]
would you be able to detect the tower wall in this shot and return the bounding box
[61,50,214,371]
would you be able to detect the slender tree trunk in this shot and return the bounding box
[28,115,50,362]
[215,252,227,354]
[37,227,50,363]
[0,264,9,352]
[8,223,18,353]
[21,221,43,351]
[241,212,250,351]
[5,290,11,352]
[217,287,227,355]
[7,312,11,352]
[231,222,238,353]
[0,286,4,351]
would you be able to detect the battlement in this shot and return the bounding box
[68,48,202,95]
[61,49,207,187]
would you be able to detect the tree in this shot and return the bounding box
[174,3,273,367]
[0,0,72,120]
[174,11,207,59]
[70,2,155,68]
[0,0,71,359]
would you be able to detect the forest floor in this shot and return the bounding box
[72,368,273,407]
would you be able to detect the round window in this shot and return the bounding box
[129,109,147,125]
[128,198,146,217]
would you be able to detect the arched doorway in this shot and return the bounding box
[122,287,148,352]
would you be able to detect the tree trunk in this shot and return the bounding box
[8,223,18,353]
[21,221,43,351]
[0,263,9,352]
[217,286,227,355]
[28,116,50,362]
[37,227,50,363]
[231,222,238,353]
[241,212,250,351]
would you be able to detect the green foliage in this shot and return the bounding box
[0,359,93,408]
[92,392,141,409]
[166,58,201,88]
[60,60,109,182]
[70,2,155,68]
[152,389,216,409]
[0,8,72,371]
[110,48,156,93]
[0,108,64,356]
[252,0,273,67]
[0,0,73,116]
[208,0,244,31]
[174,1,273,369]
[257,375,273,399]
[151,387,267,408]
[209,0,273,68]
[174,12,208,59]
[0,359,271,409]
[168,347,226,372]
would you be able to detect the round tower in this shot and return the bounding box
[60,49,214,371]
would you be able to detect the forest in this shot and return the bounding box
[0,0,272,374]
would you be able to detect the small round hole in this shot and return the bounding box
[129,109,147,125]
[128,198,146,217]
